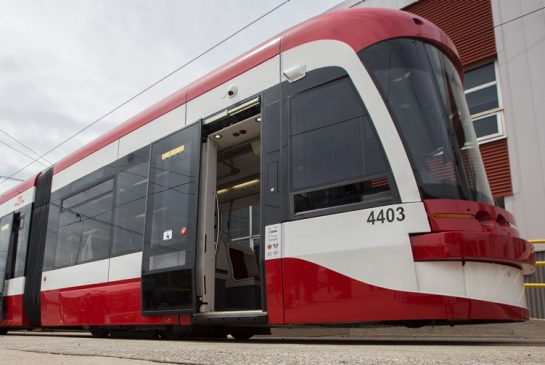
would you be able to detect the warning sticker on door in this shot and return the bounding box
[265,224,281,260]
[163,229,173,241]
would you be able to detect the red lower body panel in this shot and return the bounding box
[41,278,182,326]
[275,258,527,325]
[0,294,30,327]
[265,259,285,324]
[6,257,527,329]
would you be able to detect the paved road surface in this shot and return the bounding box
[1,331,545,364]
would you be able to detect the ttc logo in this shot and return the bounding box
[14,195,25,207]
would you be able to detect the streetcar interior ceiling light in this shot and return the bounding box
[217,188,229,195]
[232,179,260,190]
[132,179,147,187]
[214,134,222,139]
[393,70,411,82]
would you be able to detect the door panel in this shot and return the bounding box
[0,213,15,320]
[141,122,201,314]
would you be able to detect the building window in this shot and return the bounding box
[464,62,504,142]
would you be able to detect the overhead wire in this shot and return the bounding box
[0,129,52,164]
[0,175,24,182]
[0,139,49,168]
[0,0,290,187]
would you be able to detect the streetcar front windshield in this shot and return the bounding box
[360,39,493,205]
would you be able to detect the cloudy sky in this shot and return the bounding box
[0,0,343,194]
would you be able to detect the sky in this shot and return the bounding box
[0,0,343,195]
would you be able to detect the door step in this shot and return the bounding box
[192,310,268,326]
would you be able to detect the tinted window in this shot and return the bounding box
[43,202,60,271]
[0,215,13,290]
[360,38,493,204]
[44,145,151,271]
[144,126,199,273]
[289,75,393,214]
[112,147,149,256]
[63,179,113,210]
[0,214,13,319]
[294,179,391,213]
[55,210,80,267]
[55,179,114,267]
[292,117,365,190]
[13,206,32,277]
[142,123,201,313]
[290,77,366,135]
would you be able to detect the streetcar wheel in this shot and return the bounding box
[403,321,426,329]
[188,327,228,339]
[203,329,228,339]
[229,330,254,341]
[158,326,192,340]
[90,327,109,338]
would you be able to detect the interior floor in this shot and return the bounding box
[210,114,262,311]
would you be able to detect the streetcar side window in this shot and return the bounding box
[12,205,32,278]
[111,147,149,256]
[289,75,394,214]
[0,208,31,280]
[55,179,114,267]
[43,146,151,270]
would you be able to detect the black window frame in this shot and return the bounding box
[284,66,399,220]
[43,145,151,271]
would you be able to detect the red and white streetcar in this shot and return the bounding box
[0,8,535,339]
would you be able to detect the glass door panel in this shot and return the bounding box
[141,122,201,314]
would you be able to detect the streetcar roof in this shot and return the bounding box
[0,7,458,206]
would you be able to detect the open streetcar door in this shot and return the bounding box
[141,122,202,315]
[0,213,16,320]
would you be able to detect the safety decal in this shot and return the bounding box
[265,224,281,260]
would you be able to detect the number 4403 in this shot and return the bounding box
[366,207,405,224]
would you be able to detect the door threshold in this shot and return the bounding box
[195,310,264,317]
[193,310,267,326]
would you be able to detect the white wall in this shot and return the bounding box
[492,0,545,247]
